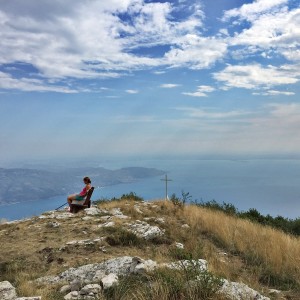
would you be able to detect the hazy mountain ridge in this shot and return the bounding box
[0,167,165,204]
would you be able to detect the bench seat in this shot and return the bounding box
[70,187,94,213]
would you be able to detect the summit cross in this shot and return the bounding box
[160,174,172,201]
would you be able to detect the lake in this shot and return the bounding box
[1,159,300,221]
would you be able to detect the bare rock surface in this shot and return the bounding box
[126,220,165,239]
[220,279,270,300]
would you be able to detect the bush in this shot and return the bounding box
[120,192,143,202]
[103,264,224,300]
[105,227,142,247]
[168,248,193,261]
[170,190,192,208]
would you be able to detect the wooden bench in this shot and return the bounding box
[70,187,94,213]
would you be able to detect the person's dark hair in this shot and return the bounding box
[83,176,91,184]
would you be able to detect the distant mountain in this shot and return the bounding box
[0,167,165,204]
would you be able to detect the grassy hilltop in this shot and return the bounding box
[0,194,299,299]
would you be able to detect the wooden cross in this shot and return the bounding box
[160,174,172,201]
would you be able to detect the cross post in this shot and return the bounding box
[160,174,172,201]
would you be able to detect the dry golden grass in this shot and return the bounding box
[178,204,300,284]
[0,198,299,299]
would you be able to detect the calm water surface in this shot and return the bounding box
[1,159,300,221]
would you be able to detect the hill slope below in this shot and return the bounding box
[0,197,299,299]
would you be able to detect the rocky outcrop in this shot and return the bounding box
[2,204,273,300]
[0,281,41,300]
[35,256,270,300]
[125,220,165,239]
[0,281,16,300]
[220,280,270,300]
[36,256,155,285]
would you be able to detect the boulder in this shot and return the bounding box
[0,281,17,300]
[130,257,157,275]
[84,208,101,216]
[126,220,165,239]
[70,279,82,291]
[101,274,118,289]
[175,242,184,249]
[64,291,79,299]
[220,279,270,300]
[79,284,102,295]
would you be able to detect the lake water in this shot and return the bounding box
[1,159,300,221]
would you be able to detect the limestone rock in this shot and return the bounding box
[101,274,118,289]
[130,257,157,275]
[134,205,143,214]
[16,296,42,300]
[84,208,101,216]
[39,211,74,220]
[60,285,71,294]
[163,259,208,272]
[79,284,102,295]
[126,220,165,239]
[70,279,82,291]
[92,270,106,283]
[220,279,270,300]
[37,256,134,285]
[175,242,184,249]
[64,291,79,299]
[46,221,60,228]
[0,281,17,300]
[97,221,115,228]
[109,208,123,216]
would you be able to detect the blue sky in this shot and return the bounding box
[0,0,300,164]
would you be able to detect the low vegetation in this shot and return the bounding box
[0,193,299,299]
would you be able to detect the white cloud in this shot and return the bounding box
[282,49,300,62]
[0,71,77,93]
[253,90,295,96]
[223,3,300,64]
[164,35,227,69]
[160,84,180,88]
[175,107,249,119]
[182,85,215,97]
[213,64,299,90]
[223,0,288,22]
[0,1,199,74]
[0,0,216,92]
[126,89,139,94]
[229,8,300,48]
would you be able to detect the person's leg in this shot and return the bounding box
[67,194,77,205]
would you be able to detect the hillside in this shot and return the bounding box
[0,167,164,204]
[0,196,299,300]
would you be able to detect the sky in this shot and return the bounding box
[1,0,300,164]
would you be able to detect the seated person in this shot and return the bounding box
[67,176,92,208]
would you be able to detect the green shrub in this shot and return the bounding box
[120,192,144,202]
[147,235,173,245]
[103,266,224,300]
[168,248,193,261]
[105,227,142,247]
[170,190,192,208]
[259,268,299,290]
